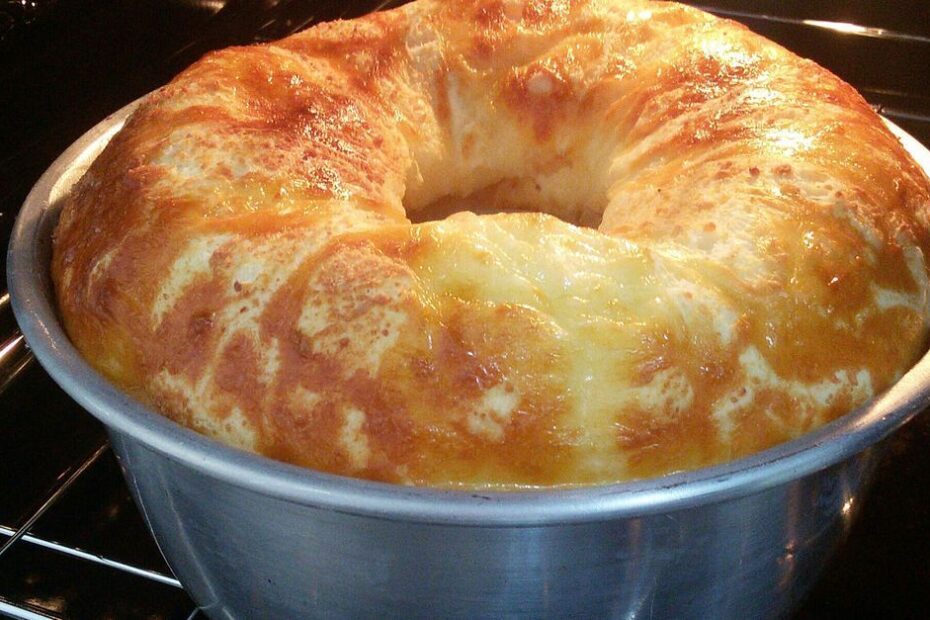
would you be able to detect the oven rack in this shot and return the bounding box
[0,443,204,619]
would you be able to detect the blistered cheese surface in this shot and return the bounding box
[53,0,930,488]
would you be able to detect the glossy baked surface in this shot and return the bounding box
[52,0,930,488]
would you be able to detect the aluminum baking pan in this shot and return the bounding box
[9,99,930,618]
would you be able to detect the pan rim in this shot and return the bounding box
[9,97,930,526]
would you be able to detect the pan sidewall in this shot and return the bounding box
[108,430,876,619]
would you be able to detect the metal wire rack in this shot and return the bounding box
[2,1,930,618]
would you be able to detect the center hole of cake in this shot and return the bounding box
[406,179,599,228]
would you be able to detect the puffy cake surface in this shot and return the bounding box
[53,0,930,488]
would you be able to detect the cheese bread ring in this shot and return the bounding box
[53,0,930,488]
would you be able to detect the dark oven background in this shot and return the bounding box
[1,1,929,618]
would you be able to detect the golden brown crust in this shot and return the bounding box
[53,0,930,488]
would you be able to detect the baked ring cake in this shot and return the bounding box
[52,0,930,488]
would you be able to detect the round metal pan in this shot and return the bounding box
[9,99,930,618]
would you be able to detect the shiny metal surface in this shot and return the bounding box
[111,430,874,618]
[0,292,32,395]
[9,101,930,618]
